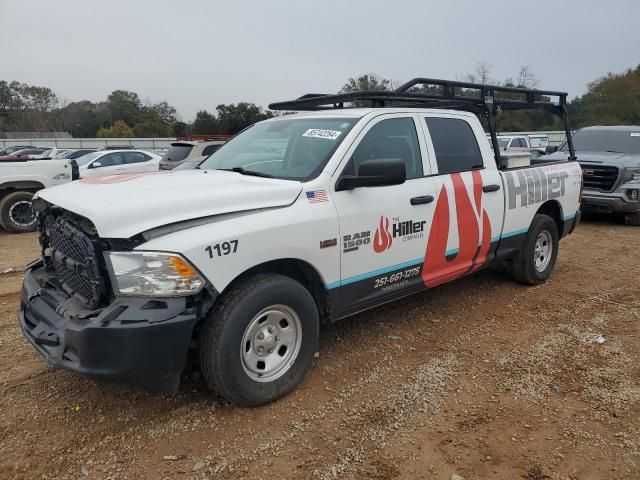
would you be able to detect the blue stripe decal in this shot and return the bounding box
[326,227,535,290]
[499,228,529,239]
[563,214,576,221]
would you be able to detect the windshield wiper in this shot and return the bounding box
[605,150,623,154]
[218,167,273,178]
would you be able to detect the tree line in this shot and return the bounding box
[0,83,273,138]
[0,64,638,137]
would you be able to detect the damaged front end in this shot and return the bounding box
[18,201,214,391]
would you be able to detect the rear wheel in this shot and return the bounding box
[0,191,38,233]
[508,214,559,285]
[199,274,319,406]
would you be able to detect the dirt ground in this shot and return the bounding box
[0,219,638,480]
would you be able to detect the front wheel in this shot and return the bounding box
[199,274,319,406]
[508,214,559,285]
[0,191,38,233]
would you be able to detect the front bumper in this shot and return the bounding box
[19,264,198,391]
[582,188,640,214]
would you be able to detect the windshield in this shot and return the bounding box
[497,138,510,149]
[561,129,640,155]
[75,151,102,166]
[199,117,357,180]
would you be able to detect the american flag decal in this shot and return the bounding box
[306,190,328,203]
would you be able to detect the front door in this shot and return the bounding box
[87,152,126,177]
[331,114,438,315]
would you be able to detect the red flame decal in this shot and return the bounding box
[422,171,491,287]
[373,215,393,253]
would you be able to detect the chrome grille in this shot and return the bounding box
[580,164,619,192]
[48,216,105,308]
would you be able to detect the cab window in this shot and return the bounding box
[349,117,423,179]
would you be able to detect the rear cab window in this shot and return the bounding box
[424,117,483,174]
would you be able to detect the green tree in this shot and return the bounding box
[341,73,392,93]
[172,121,189,137]
[569,65,640,127]
[107,90,142,126]
[216,103,273,134]
[340,74,393,107]
[133,118,171,137]
[191,110,219,134]
[55,100,110,137]
[96,120,135,138]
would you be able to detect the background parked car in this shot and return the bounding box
[159,136,228,170]
[40,148,73,159]
[53,148,98,159]
[0,145,35,156]
[0,147,52,161]
[549,125,640,225]
[75,150,160,177]
[98,145,135,150]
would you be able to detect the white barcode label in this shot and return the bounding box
[303,129,342,140]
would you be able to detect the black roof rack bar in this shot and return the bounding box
[394,77,567,98]
[268,77,575,162]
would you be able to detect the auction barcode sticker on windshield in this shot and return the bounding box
[630,133,640,137]
[303,129,342,140]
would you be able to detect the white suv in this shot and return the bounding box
[159,140,226,170]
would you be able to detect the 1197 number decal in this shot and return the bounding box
[205,240,238,258]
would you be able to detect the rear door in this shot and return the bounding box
[331,113,438,314]
[124,151,155,173]
[420,114,505,287]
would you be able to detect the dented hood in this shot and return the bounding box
[37,170,302,238]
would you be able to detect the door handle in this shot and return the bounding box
[482,184,501,192]
[410,195,434,205]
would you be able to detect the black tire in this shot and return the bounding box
[199,273,319,407]
[508,214,559,285]
[625,212,640,226]
[0,191,38,233]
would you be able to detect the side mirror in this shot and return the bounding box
[336,158,406,191]
[546,145,558,154]
[91,161,102,168]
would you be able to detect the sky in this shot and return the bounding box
[1,0,639,122]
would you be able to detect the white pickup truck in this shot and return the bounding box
[0,158,77,232]
[19,79,582,406]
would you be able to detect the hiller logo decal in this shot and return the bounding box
[423,171,491,287]
[373,215,392,253]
